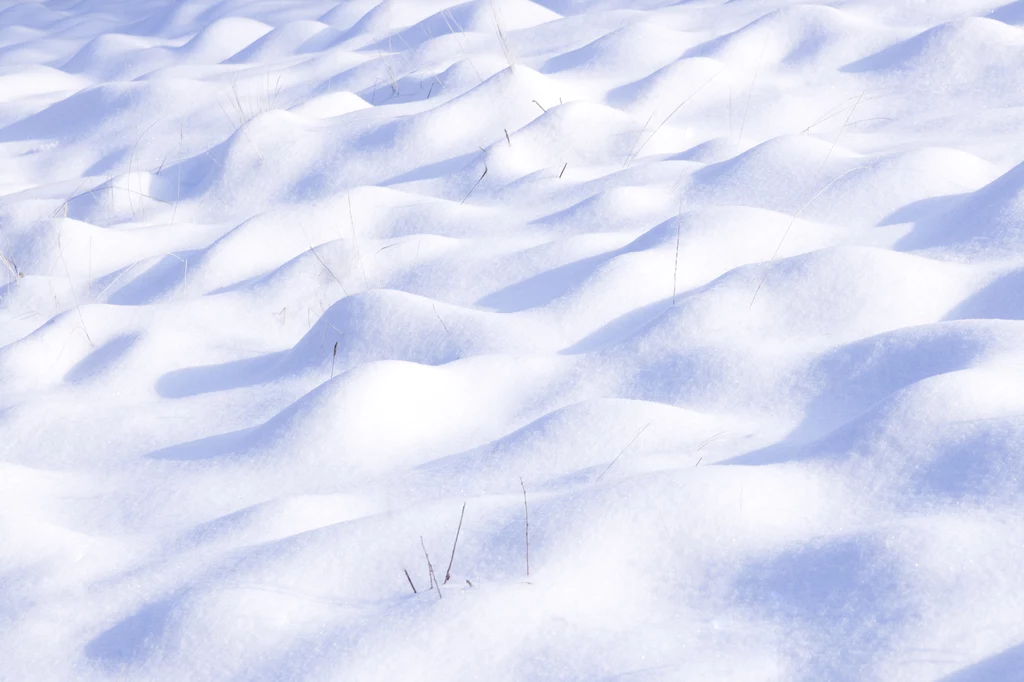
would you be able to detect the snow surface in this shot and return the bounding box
[1,0,1024,679]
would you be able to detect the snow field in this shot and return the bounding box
[1,0,1024,680]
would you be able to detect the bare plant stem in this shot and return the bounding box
[672,201,682,305]
[0,249,19,280]
[625,67,725,167]
[738,31,770,145]
[432,303,458,358]
[596,421,653,482]
[814,91,863,182]
[348,193,370,291]
[308,243,348,296]
[519,478,530,578]
[461,164,488,205]
[444,502,467,584]
[749,165,869,307]
[57,207,94,347]
[404,568,418,594]
[622,112,655,169]
[420,536,441,599]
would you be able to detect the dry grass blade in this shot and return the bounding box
[519,477,530,578]
[56,207,94,348]
[420,536,441,599]
[749,165,870,308]
[307,242,349,296]
[443,502,467,584]
[404,568,418,594]
[0,249,20,280]
[625,67,726,167]
[491,0,515,71]
[461,163,488,204]
[596,421,653,482]
[621,112,655,169]
[738,31,770,144]
[813,91,864,182]
[672,200,682,305]
[440,8,483,83]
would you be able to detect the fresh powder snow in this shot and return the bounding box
[1,0,1023,680]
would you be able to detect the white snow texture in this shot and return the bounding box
[1,0,1023,680]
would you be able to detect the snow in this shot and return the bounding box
[1,0,1023,679]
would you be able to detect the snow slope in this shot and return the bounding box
[1,0,1024,680]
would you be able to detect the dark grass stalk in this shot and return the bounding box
[404,568,418,594]
[460,164,488,205]
[444,502,467,584]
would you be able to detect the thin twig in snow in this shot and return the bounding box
[308,243,349,296]
[461,164,488,205]
[696,431,729,451]
[738,31,770,145]
[519,478,530,578]
[749,165,870,307]
[596,421,653,482]
[56,206,94,347]
[432,303,457,358]
[625,67,726,167]
[444,502,467,584]
[622,112,655,169]
[813,91,863,182]
[672,200,682,305]
[404,569,418,594]
[420,536,441,599]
